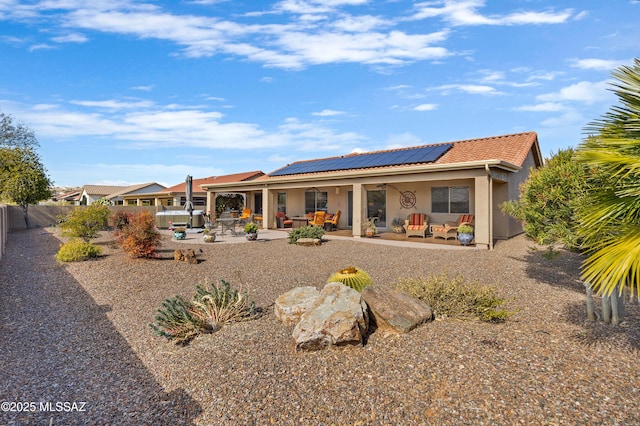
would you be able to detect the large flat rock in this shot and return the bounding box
[362,286,433,333]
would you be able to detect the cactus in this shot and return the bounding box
[327,266,373,292]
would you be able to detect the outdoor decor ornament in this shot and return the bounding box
[399,191,416,209]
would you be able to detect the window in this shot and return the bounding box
[277,192,287,213]
[305,191,327,213]
[431,186,469,214]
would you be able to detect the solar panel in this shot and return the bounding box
[270,143,453,176]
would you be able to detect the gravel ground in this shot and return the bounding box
[1,228,639,425]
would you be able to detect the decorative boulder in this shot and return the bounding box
[362,286,433,334]
[296,238,321,246]
[174,248,198,264]
[274,286,320,326]
[293,282,369,351]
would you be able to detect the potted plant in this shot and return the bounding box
[244,222,259,241]
[391,217,405,234]
[457,224,474,246]
[363,218,378,238]
[202,228,216,243]
[173,226,187,240]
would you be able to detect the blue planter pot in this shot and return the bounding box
[173,231,186,240]
[458,233,473,246]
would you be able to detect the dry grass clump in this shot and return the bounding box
[395,273,516,322]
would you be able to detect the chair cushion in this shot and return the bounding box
[408,213,424,226]
[407,225,426,231]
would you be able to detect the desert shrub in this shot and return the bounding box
[288,225,324,244]
[395,273,516,322]
[56,239,102,262]
[115,210,162,258]
[112,210,131,232]
[327,266,373,292]
[150,280,257,345]
[59,204,111,242]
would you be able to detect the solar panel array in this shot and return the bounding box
[270,143,453,176]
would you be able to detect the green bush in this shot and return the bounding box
[395,273,516,322]
[288,225,324,244]
[150,280,257,345]
[56,239,102,262]
[59,204,111,242]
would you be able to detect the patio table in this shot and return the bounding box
[217,217,239,236]
[291,217,310,229]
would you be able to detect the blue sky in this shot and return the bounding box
[1,1,638,187]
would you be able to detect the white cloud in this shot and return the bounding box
[514,102,566,112]
[540,110,585,128]
[70,99,156,110]
[537,80,611,105]
[131,85,154,92]
[312,109,345,116]
[3,2,452,70]
[433,84,503,95]
[570,58,628,71]
[51,33,88,43]
[410,1,574,26]
[414,103,437,111]
[10,99,367,153]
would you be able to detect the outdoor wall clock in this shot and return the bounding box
[399,191,416,209]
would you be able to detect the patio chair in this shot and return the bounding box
[309,211,326,227]
[403,213,429,239]
[238,208,252,221]
[325,210,341,231]
[431,214,474,240]
[275,211,293,228]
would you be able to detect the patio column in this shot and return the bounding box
[261,187,270,230]
[474,175,492,250]
[206,191,215,219]
[352,183,365,237]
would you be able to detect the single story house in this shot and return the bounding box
[78,185,128,205]
[202,132,543,249]
[122,171,266,208]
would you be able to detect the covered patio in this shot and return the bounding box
[201,132,542,250]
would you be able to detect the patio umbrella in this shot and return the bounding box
[184,175,194,227]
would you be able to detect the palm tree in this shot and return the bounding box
[575,58,640,320]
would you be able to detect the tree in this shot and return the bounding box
[501,148,591,250]
[575,58,640,318]
[0,146,53,228]
[0,112,52,228]
[1,112,39,149]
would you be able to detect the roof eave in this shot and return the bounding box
[202,160,520,189]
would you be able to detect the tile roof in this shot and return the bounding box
[165,171,265,192]
[435,132,540,167]
[106,182,166,199]
[82,185,127,196]
[265,131,539,179]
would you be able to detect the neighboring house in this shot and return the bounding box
[159,171,265,209]
[112,182,167,206]
[202,132,543,250]
[78,185,127,205]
